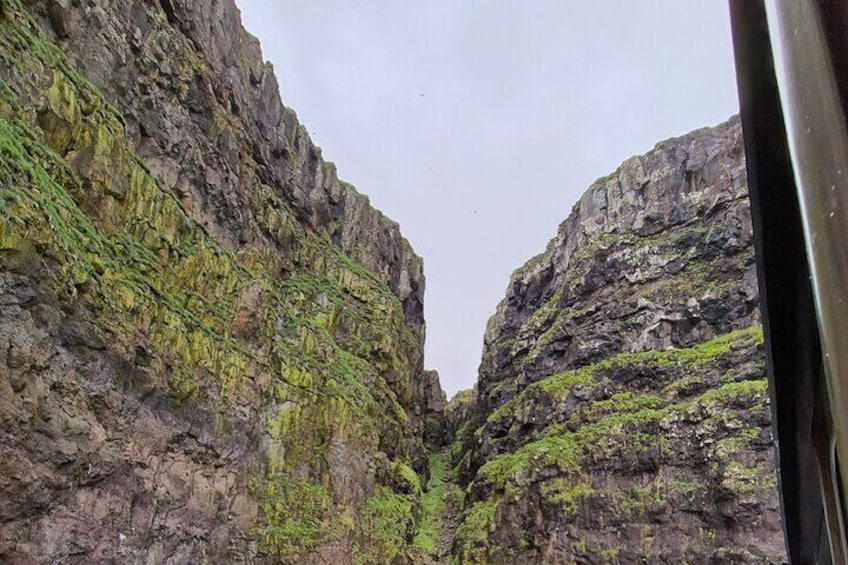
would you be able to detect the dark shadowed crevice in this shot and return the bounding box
[158,0,178,27]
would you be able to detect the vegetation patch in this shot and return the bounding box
[255,472,337,556]
[540,478,595,517]
[412,452,449,555]
[354,486,416,564]
[452,499,499,563]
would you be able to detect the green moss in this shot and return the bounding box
[392,460,422,496]
[411,451,465,557]
[478,375,767,496]
[451,389,476,404]
[572,391,665,424]
[534,365,600,397]
[167,367,199,404]
[485,397,517,425]
[615,482,670,519]
[450,388,477,405]
[255,472,336,556]
[523,222,758,357]
[412,453,446,554]
[605,326,762,370]
[720,461,771,495]
[452,499,498,562]
[713,427,761,461]
[477,404,670,493]
[540,478,594,516]
[354,486,416,564]
[600,548,620,562]
[690,378,767,406]
[474,329,768,496]
[511,327,763,413]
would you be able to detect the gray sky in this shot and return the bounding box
[237,2,740,396]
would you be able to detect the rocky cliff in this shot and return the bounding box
[450,118,786,563]
[0,0,443,562]
[0,0,787,562]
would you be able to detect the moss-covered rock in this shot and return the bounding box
[451,119,784,563]
[0,0,442,562]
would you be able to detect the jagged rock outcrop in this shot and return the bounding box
[0,0,440,563]
[445,388,477,443]
[419,370,448,448]
[451,118,786,563]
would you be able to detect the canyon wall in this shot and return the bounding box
[0,0,442,562]
[450,117,786,563]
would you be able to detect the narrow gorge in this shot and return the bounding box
[0,1,785,563]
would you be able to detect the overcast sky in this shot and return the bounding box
[237,2,740,396]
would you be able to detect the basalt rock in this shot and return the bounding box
[0,0,441,563]
[451,118,786,563]
[419,370,448,448]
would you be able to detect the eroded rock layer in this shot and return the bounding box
[451,118,786,563]
[0,0,442,563]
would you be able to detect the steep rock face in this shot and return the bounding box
[419,369,448,448]
[452,118,785,563]
[0,1,437,563]
[23,0,425,328]
[445,389,477,446]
